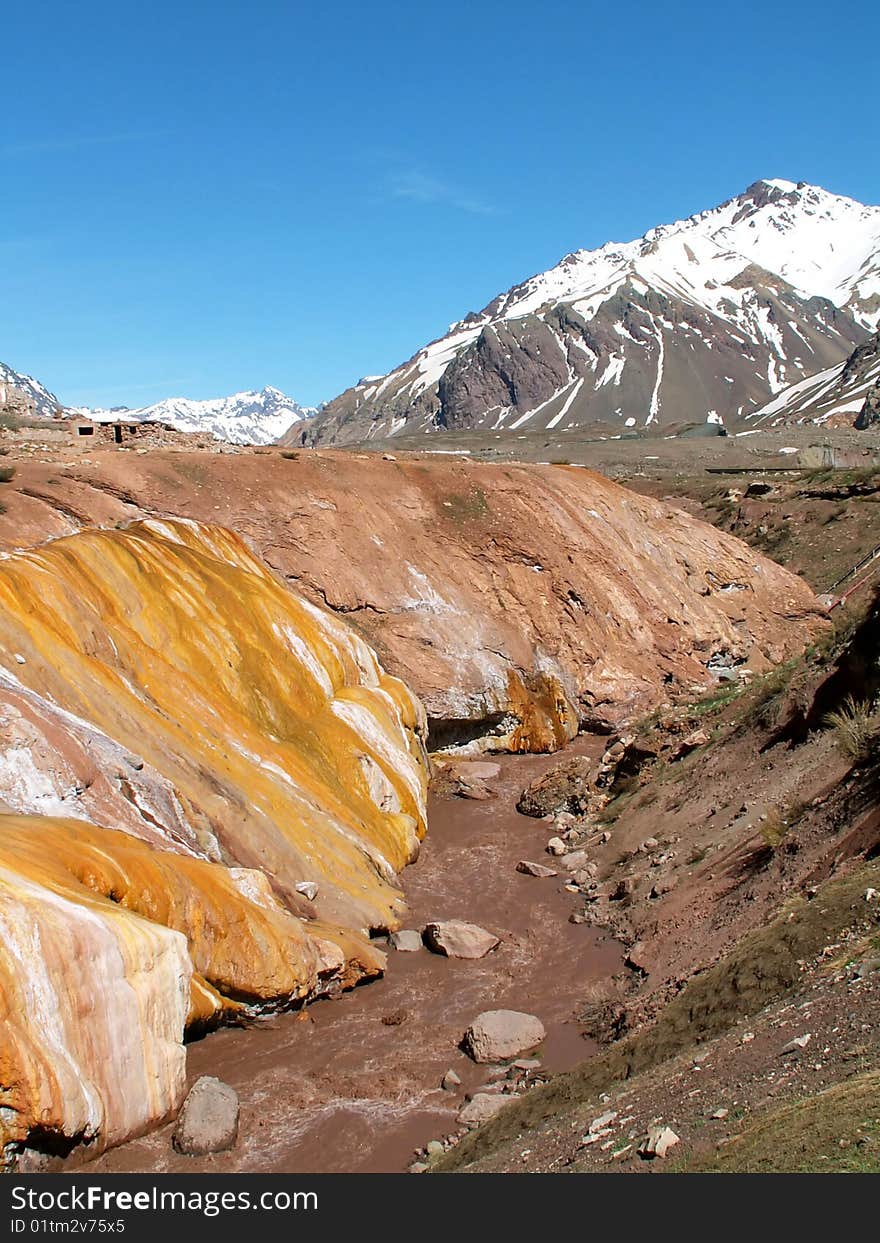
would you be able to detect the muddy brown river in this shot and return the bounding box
[88,738,621,1174]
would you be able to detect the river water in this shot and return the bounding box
[89,736,621,1174]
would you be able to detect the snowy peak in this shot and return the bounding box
[458,178,880,332]
[81,386,316,445]
[0,360,62,417]
[305,179,880,446]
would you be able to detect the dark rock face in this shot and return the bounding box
[855,379,880,429]
[852,332,880,429]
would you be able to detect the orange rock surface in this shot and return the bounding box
[0,450,827,749]
[0,518,426,1164]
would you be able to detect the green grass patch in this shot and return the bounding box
[672,1071,880,1173]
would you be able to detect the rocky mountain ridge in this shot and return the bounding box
[748,328,880,428]
[297,180,880,446]
[0,360,62,417]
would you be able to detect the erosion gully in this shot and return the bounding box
[90,736,621,1174]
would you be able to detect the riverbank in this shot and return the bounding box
[85,737,622,1174]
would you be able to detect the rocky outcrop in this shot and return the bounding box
[0,518,428,1165]
[516,755,595,817]
[0,452,828,752]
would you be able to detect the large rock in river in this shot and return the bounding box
[463,1010,546,1062]
[424,920,500,959]
[517,755,595,817]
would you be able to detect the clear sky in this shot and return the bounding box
[3,0,878,409]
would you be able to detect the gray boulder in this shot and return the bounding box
[458,1093,510,1127]
[423,920,500,959]
[463,1010,546,1063]
[172,1077,239,1155]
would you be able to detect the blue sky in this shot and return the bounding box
[3,0,878,409]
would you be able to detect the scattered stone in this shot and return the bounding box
[781,1033,812,1054]
[516,860,557,878]
[463,1010,546,1063]
[425,1140,445,1157]
[638,837,660,853]
[610,876,636,901]
[569,912,588,924]
[441,1069,461,1091]
[452,778,496,800]
[390,929,423,952]
[711,1108,729,1120]
[865,888,879,902]
[589,1109,618,1133]
[546,837,567,856]
[512,1058,541,1071]
[13,654,26,666]
[409,1161,428,1174]
[673,728,710,759]
[295,881,319,901]
[123,753,145,771]
[423,920,500,959]
[458,1094,510,1127]
[559,849,590,871]
[741,1031,755,1044]
[638,1125,680,1160]
[611,1143,633,1161]
[650,877,677,899]
[172,1077,239,1156]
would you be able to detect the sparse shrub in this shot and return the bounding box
[0,465,16,483]
[281,450,299,460]
[823,695,878,763]
[759,806,789,851]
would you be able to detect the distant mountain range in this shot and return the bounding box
[0,364,314,444]
[295,179,880,447]
[73,386,315,445]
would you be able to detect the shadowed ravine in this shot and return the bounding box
[86,737,621,1174]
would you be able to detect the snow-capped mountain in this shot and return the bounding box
[80,386,315,445]
[298,180,880,447]
[0,360,62,417]
[748,328,880,428]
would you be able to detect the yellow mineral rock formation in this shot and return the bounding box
[0,518,428,1164]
